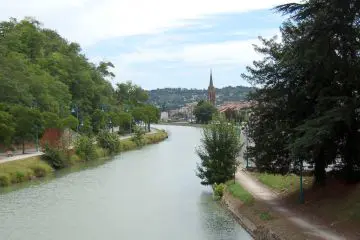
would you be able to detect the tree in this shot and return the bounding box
[194,101,217,124]
[110,111,132,133]
[115,81,148,107]
[243,0,360,184]
[0,111,15,146]
[131,105,159,132]
[196,116,242,185]
[11,106,43,153]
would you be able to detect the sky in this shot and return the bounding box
[0,0,299,90]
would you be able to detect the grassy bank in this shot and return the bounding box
[0,157,53,187]
[251,171,360,238]
[0,130,168,188]
[159,122,204,128]
[252,172,313,194]
[226,181,254,205]
[223,181,309,239]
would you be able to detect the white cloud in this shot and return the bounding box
[114,27,279,65]
[1,0,299,46]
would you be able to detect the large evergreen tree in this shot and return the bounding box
[243,0,360,184]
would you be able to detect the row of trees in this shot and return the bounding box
[243,0,360,184]
[0,18,159,152]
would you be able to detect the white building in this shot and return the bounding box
[160,112,169,122]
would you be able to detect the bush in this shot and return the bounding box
[97,131,120,154]
[213,183,226,199]
[95,146,108,158]
[69,154,82,165]
[120,139,137,151]
[0,174,10,187]
[30,162,52,178]
[131,126,145,147]
[75,136,96,161]
[42,144,69,169]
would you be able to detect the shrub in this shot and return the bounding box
[120,139,137,151]
[69,154,82,165]
[75,136,96,161]
[131,126,145,147]
[97,131,120,154]
[95,146,108,158]
[213,183,226,199]
[30,162,52,178]
[0,174,10,187]
[42,144,68,169]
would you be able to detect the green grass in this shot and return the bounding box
[0,157,53,187]
[226,181,254,205]
[120,131,168,151]
[258,211,273,221]
[253,172,313,193]
[144,131,168,144]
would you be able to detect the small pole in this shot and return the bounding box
[35,127,39,152]
[299,159,304,204]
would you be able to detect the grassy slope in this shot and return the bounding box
[252,172,313,194]
[0,157,53,186]
[226,181,254,205]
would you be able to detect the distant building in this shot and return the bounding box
[218,101,253,113]
[160,112,169,122]
[208,69,216,105]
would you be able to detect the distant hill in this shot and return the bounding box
[148,86,254,110]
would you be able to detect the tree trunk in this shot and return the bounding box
[344,129,357,183]
[22,139,25,154]
[314,147,326,185]
[148,122,150,132]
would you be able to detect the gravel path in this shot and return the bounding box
[236,168,347,240]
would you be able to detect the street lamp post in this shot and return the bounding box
[35,126,39,152]
[244,124,249,169]
[71,104,80,132]
[299,159,304,204]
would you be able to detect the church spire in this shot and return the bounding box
[209,69,214,87]
[208,69,216,105]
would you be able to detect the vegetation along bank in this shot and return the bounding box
[0,130,168,188]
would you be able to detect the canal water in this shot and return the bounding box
[0,125,251,240]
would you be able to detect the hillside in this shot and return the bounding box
[148,86,254,110]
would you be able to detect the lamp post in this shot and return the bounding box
[35,126,39,152]
[71,104,79,132]
[299,159,304,204]
[244,123,249,169]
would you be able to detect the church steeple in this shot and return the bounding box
[208,69,216,105]
[209,69,214,87]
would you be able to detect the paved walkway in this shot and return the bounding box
[236,167,347,240]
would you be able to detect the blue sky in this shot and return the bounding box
[1,0,298,89]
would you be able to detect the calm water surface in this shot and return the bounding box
[0,125,251,240]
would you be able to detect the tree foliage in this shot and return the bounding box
[194,100,217,124]
[243,0,360,184]
[0,17,158,149]
[196,116,242,185]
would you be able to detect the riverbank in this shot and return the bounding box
[222,182,310,240]
[0,130,168,188]
[159,122,204,128]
